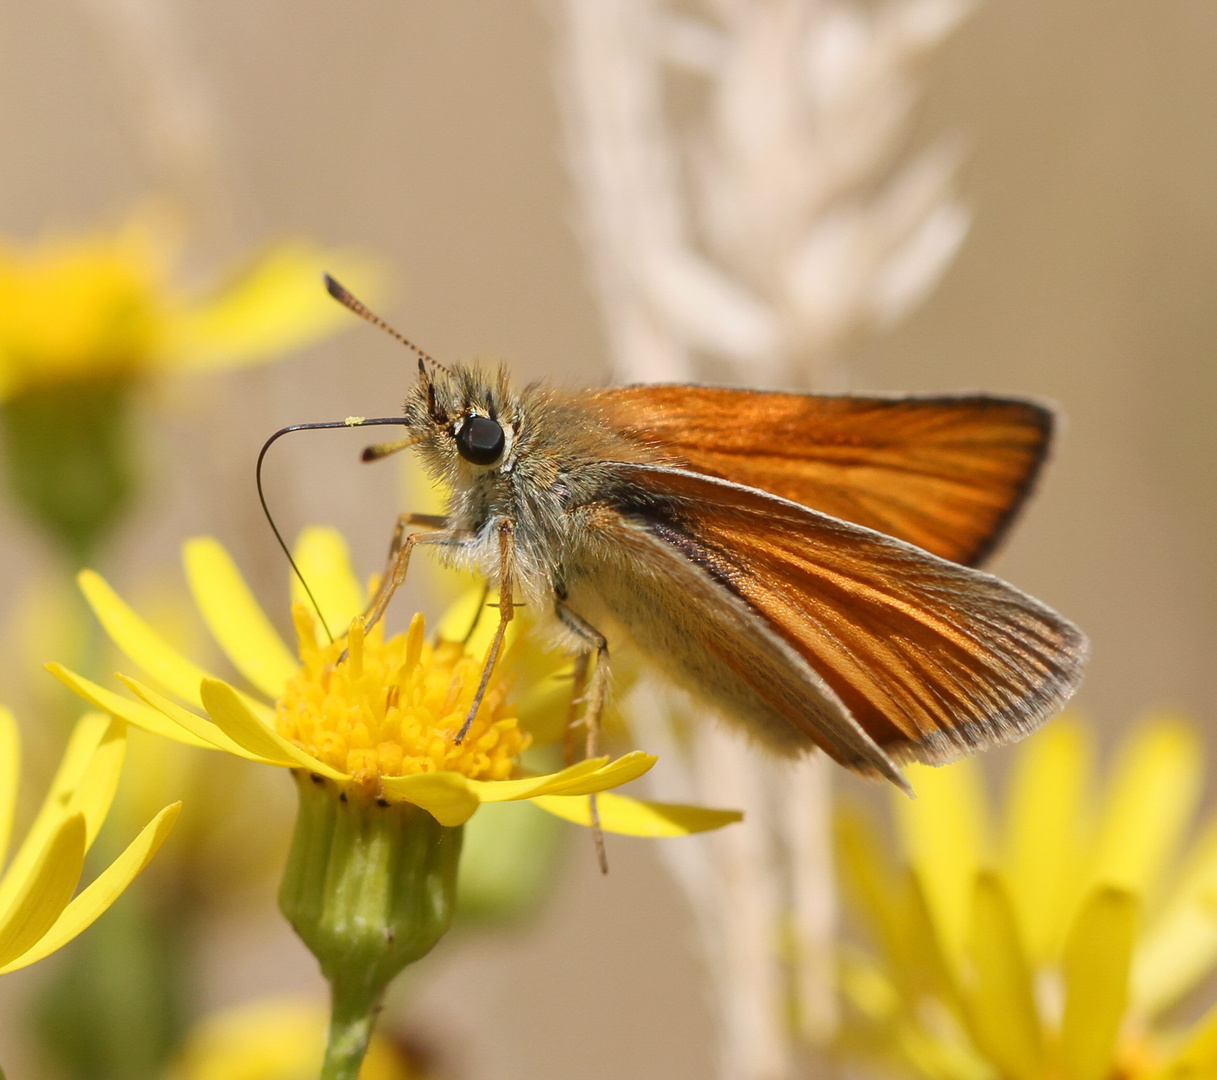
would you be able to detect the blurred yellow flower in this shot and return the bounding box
[0,209,365,398]
[50,527,739,836]
[836,715,1217,1080]
[0,708,178,975]
[2,568,289,909]
[0,208,375,564]
[164,996,420,1080]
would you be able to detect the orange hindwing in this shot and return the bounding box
[595,464,1087,767]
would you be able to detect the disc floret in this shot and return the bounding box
[276,605,530,799]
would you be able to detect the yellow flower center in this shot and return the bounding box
[275,604,530,796]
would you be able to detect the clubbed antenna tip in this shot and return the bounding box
[323,272,350,303]
[320,272,450,375]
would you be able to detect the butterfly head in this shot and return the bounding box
[322,273,526,485]
[404,359,522,483]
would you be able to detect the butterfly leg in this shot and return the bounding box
[555,600,610,874]
[362,513,453,632]
[456,520,516,743]
[564,653,590,766]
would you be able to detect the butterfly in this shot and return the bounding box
[318,275,1088,797]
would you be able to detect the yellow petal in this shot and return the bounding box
[1154,997,1217,1080]
[0,707,18,867]
[1135,907,1217,1023]
[118,675,278,763]
[64,715,126,849]
[78,569,213,707]
[1060,886,1138,1080]
[1090,717,1202,897]
[835,808,960,1010]
[439,585,529,664]
[198,679,344,778]
[0,713,116,914]
[290,527,365,635]
[399,455,472,606]
[836,951,987,1079]
[46,663,217,751]
[1133,813,1217,1015]
[183,537,298,698]
[838,950,901,1022]
[166,244,375,370]
[0,813,86,968]
[513,670,578,746]
[436,584,493,643]
[0,213,168,392]
[535,751,656,796]
[166,997,329,1080]
[531,792,741,836]
[0,802,180,974]
[965,871,1043,1079]
[836,809,907,985]
[463,757,611,802]
[402,451,450,520]
[29,711,112,814]
[466,751,656,801]
[896,1021,995,1080]
[1005,719,1094,962]
[380,755,657,826]
[378,773,481,827]
[896,759,990,971]
[900,870,964,1012]
[163,995,413,1080]
[497,618,579,746]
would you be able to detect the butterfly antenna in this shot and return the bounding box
[256,416,416,643]
[323,274,451,374]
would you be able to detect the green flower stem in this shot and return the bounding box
[320,981,380,1080]
[0,375,138,567]
[279,772,463,1079]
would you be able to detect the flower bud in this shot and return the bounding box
[279,771,462,1077]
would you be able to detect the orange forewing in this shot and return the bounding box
[608,465,1087,764]
[589,385,1053,566]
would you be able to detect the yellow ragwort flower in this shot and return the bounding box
[164,995,420,1080]
[0,708,178,975]
[0,207,367,399]
[49,527,738,834]
[836,715,1217,1080]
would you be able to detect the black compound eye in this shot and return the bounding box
[455,414,505,465]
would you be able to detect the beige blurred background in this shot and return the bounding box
[0,0,1215,1077]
